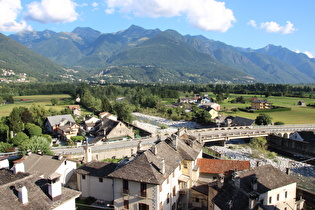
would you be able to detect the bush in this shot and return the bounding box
[274,121,285,125]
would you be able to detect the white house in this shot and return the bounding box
[76,128,204,210]
[13,152,77,185]
[0,168,81,209]
[212,164,304,210]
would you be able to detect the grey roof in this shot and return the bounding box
[297,131,315,144]
[19,154,66,179]
[0,170,81,210]
[213,165,296,210]
[108,133,203,184]
[46,114,75,126]
[109,141,183,184]
[232,116,255,126]
[251,99,270,103]
[237,164,296,193]
[76,161,118,178]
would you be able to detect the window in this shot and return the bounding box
[99,177,103,183]
[123,180,129,194]
[269,196,272,204]
[159,184,163,192]
[172,172,175,178]
[140,183,147,197]
[167,193,170,204]
[124,200,129,209]
[285,191,288,198]
[277,194,279,201]
[82,175,85,180]
[160,202,163,210]
[196,198,200,202]
[167,177,169,184]
[139,203,149,210]
[183,162,188,169]
[173,186,176,196]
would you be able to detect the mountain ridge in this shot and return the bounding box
[7,25,315,84]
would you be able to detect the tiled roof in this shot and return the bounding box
[251,99,270,103]
[197,159,250,175]
[237,164,296,193]
[76,161,118,177]
[46,114,75,126]
[297,131,315,144]
[108,141,183,184]
[19,153,66,179]
[232,116,255,126]
[213,164,297,210]
[0,170,81,209]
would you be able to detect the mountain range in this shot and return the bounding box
[5,25,315,84]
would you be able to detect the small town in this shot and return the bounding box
[1,1,315,209]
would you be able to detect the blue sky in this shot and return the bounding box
[1,0,314,58]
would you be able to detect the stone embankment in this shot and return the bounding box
[132,112,196,135]
[210,145,315,192]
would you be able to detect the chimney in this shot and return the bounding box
[0,158,9,169]
[172,134,179,150]
[216,174,224,189]
[251,175,258,191]
[13,162,25,174]
[48,173,62,201]
[17,183,28,205]
[151,145,158,155]
[161,158,165,174]
[286,168,291,175]
[137,141,142,153]
[232,170,240,188]
[58,154,63,160]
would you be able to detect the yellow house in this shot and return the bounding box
[251,99,271,110]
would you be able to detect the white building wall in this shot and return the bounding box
[56,159,77,184]
[262,183,297,209]
[78,174,113,201]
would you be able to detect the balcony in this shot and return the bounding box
[122,189,129,195]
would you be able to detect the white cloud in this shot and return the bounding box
[247,20,257,27]
[296,50,314,58]
[105,0,236,32]
[25,0,78,23]
[250,20,296,34]
[92,2,99,7]
[0,0,29,32]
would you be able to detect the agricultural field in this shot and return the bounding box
[219,94,315,124]
[0,94,82,117]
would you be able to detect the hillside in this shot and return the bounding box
[0,33,73,82]
[8,25,315,84]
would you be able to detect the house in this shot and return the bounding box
[45,114,76,133]
[98,112,117,121]
[83,116,101,132]
[68,105,81,116]
[251,99,271,110]
[13,152,77,185]
[298,101,306,106]
[0,168,81,209]
[290,131,315,143]
[76,161,118,201]
[197,159,250,182]
[198,102,220,111]
[178,97,198,104]
[57,122,81,140]
[0,156,9,169]
[76,128,204,210]
[211,164,304,210]
[90,118,134,143]
[221,116,255,127]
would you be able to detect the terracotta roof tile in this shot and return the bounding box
[197,159,250,175]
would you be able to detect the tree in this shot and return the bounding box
[255,113,272,125]
[50,98,58,106]
[112,102,134,123]
[25,123,42,137]
[102,96,112,112]
[11,132,29,147]
[0,142,13,153]
[19,136,53,155]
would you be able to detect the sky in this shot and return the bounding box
[0,0,314,58]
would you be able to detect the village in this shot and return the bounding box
[0,94,314,210]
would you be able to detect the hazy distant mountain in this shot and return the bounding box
[9,25,315,83]
[0,33,69,82]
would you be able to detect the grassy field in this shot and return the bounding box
[0,94,78,117]
[218,94,315,124]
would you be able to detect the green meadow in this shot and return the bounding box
[219,94,315,124]
[0,94,74,117]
